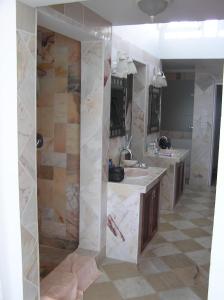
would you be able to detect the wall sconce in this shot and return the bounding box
[152,69,167,88]
[112,51,138,78]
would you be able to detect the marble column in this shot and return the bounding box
[190,67,216,186]
[79,39,111,254]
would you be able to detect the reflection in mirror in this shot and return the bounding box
[110,75,133,138]
[147,85,161,134]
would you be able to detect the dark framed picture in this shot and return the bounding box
[147,85,161,134]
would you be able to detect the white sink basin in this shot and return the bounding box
[125,168,148,178]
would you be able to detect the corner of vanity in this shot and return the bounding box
[144,149,190,210]
[106,167,166,264]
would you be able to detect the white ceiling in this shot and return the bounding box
[83,0,224,25]
[20,0,224,25]
[19,0,86,8]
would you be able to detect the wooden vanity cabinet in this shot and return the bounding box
[141,183,160,252]
[175,161,185,206]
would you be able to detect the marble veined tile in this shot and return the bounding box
[19,163,35,213]
[22,191,38,238]
[23,278,38,300]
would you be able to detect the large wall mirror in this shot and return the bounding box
[110,75,133,138]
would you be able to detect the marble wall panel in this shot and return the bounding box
[17,1,39,299]
[37,26,81,250]
[80,41,105,252]
[106,183,142,263]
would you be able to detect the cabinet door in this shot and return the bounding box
[141,189,152,252]
[180,162,185,193]
[175,162,185,206]
[150,184,160,238]
[141,183,160,252]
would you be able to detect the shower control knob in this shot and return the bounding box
[37,133,43,149]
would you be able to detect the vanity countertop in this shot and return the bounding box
[108,166,166,194]
[145,148,189,164]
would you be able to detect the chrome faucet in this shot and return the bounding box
[119,147,133,166]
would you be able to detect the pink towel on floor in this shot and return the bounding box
[40,271,79,300]
[40,252,100,300]
[56,253,101,291]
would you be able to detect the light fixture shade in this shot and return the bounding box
[152,70,167,88]
[127,58,138,75]
[112,52,138,78]
[138,0,168,17]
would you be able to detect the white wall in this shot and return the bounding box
[208,66,224,299]
[113,25,160,58]
[159,37,224,59]
[0,0,23,299]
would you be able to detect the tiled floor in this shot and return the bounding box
[84,185,215,300]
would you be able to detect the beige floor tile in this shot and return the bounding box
[158,223,177,232]
[150,243,181,257]
[114,276,155,299]
[174,266,203,286]
[182,228,209,238]
[138,257,170,275]
[95,270,111,283]
[186,249,211,266]
[160,230,190,242]
[150,234,167,245]
[161,214,183,222]
[159,287,201,300]
[170,220,196,230]
[195,236,212,249]
[146,271,185,292]
[160,253,195,270]
[83,282,123,300]
[178,211,203,220]
[191,218,213,226]
[103,262,141,280]
[201,225,213,235]
[201,263,210,273]
[129,295,161,300]
[192,284,208,300]
[173,239,203,252]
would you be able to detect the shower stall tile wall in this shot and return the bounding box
[37,26,81,250]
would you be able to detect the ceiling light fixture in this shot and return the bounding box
[137,0,171,18]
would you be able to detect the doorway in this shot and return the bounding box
[37,26,81,278]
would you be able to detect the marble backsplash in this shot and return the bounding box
[37,26,81,250]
